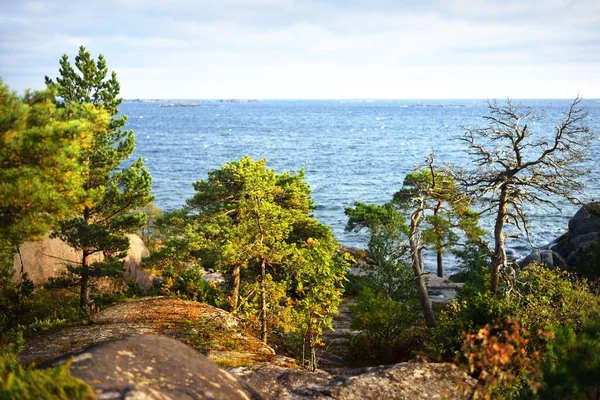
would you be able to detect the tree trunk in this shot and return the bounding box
[490,184,509,294]
[14,245,25,327]
[436,250,443,278]
[231,265,240,312]
[410,206,436,328]
[309,335,317,372]
[434,200,443,278]
[80,251,90,314]
[412,245,436,328]
[260,259,268,344]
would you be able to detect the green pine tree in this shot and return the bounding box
[0,79,103,328]
[45,47,153,313]
[181,156,346,351]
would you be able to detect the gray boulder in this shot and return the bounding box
[520,249,567,270]
[521,203,600,274]
[51,335,264,400]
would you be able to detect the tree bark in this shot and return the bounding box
[80,251,90,314]
[436,250,443,278]
[231,265,240,311]
[434,200,444,277]
[260,259,267,344]
[490,184,509,294]
[80,205,91,315]
[410,206,436,328]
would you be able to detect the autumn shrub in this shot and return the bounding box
[460,318,543,399]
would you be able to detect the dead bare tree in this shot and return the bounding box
[458,96,592,293]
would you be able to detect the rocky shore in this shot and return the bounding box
[22,297,474,399]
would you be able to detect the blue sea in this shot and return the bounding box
[122,99,600,274]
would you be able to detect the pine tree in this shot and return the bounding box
[0,80,103,327]
[184,156,346,349]
[395,159,484,277]
[346,155,483,328]
[45,47,153,312]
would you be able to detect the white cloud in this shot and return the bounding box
[1,0,599,98]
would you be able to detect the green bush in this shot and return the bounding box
[25,288,80,325]
[432,263,599,399]
[161,266,227,309]
[343,274,367,297]
[0,334,94,400]
[348,287,423,364]
[434,264,599,361]
[541,313,600,399]
[0,241,35,333]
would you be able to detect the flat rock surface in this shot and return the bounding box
[54,335,264,400]
[234,362,475,399]
[427,275,463,306]
[20,297,274,368]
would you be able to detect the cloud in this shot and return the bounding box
[1,0,599,98]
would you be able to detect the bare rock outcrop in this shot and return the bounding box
[233,362,475,399]
[51,334,264,400]
[20,297,275,368]
[13,234,152,289]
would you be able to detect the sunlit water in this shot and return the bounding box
[123,99,600,274]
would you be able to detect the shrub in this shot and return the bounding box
[25,288,80,326]
[541,312,600,399]
[343,274,367,297]
[461,318,542,399]
[432,263,599,399]
[434,264,599,361]
[0,334,94,400]
[348,287,423,364]
[161,266,227,309]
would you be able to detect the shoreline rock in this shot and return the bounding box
[520,202,600,275]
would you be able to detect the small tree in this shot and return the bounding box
[459,97,592,293]
[46,47,153,312]
[291,229,349,371]
[345,197,437,327]
[186,156,312,314]
[345,202,415,301]
[419,172,484,277]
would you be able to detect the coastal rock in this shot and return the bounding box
[20,297,274,368]
[520,249,567,270]
[427,275,464,307]
[13,234,153,289]
[521,203,600,274]
[236,362,475,399]
[51,335,264,400]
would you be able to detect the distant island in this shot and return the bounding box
[125,99,260,106]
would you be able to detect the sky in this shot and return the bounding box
[1,0,599,99]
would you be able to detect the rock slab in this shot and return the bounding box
[236,362,475,399]
[53,335,264,400]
